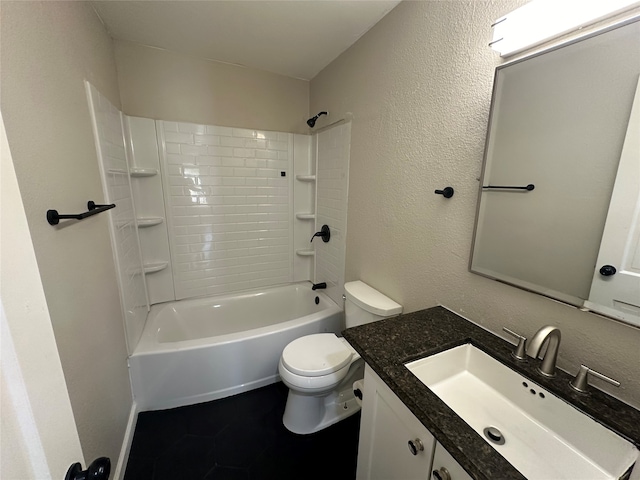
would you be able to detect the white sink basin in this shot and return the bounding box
[405,344,638,479]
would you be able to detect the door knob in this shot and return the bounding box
[599,265,617,276]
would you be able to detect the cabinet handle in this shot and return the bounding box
[407,438,424,456]
[432,467,451,480]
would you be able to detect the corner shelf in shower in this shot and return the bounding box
[296,249,315,257]
[130,168,158,177]
[136,217,164,228]
[295,213,316,220]
[295,175,316,182]
[143,261,169,274]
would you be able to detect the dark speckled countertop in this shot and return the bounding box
[342,306,640,480]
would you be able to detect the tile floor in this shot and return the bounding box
[124,382,361,480]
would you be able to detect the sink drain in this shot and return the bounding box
[483,426,505,445]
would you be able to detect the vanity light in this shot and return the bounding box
[490,0,640,57]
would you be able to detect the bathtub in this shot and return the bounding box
[129,282,343,411]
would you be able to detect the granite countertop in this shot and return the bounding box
[342,305,640,480]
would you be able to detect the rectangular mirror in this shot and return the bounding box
[471,17,640,327]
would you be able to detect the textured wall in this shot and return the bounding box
[311,0,640,407]
[0,1,132,464]
[1,111,84,480]
[114,40,310,135]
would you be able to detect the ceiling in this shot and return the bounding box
[91,1,402,80]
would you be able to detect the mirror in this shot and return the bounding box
[471,18,640,327]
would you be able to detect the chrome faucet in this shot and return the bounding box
[527,326,561,377]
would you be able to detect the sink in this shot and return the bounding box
[405,344,638,479]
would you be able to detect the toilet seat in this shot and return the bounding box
[281,333,353,377]
[279,357,352,392]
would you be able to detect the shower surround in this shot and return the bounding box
[158,120,295,300]
[86,82,350,354]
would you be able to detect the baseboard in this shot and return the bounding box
[112,401,139,480]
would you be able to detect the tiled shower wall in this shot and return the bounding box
[158,121,294,299]
[315,122,351,306]
[85,82,148,353]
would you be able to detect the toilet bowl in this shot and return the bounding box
[279,281,402,434]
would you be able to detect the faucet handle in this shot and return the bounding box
[569,365,620,393]
[502,327,527,361]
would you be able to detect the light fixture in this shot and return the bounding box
[490,0,640,57]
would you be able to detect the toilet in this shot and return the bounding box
[278,280,402,434]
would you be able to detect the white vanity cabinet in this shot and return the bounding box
[432,442,473,480]
[356,364,472,480]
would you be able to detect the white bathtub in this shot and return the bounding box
[129,282,343,411]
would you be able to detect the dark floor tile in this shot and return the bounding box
[212,417,278,468]
[123,456,155,480]
[129,408,189,458]
[153,434,216,480]
[124,382,360,480]
[203,466,250,480]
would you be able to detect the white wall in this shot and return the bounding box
[292,134,315,283]
[314,122,351,306]
[1,112,84,480]
[0,1,132,464]
[87,83,149,353]
[114,40,310,134]
[125,116,175,306]
[311,0,640,407]
[158,121,294,299]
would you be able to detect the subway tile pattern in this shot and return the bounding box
[159,121,293,300]
[86,82,148,352]
[315,123,351,306]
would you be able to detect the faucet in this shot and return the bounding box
[312,282,327,290]
[527,326,561,377]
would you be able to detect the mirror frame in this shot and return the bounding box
[470,15,640,326]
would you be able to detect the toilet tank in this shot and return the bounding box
[344,280,403,328]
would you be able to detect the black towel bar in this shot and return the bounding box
[482,184,535,191]
[47,201,115,225]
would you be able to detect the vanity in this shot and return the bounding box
[343,306,640,479]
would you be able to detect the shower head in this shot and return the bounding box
[306,111,327,128]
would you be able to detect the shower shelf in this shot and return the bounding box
[295,175,316,182]
[107,168,128,175]
[296,249,315,257]
[137,217,164,228]
[143,261,169,274]
[295,213,316,220]
[130,168,158,177]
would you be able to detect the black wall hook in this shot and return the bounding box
[435,187,454,198]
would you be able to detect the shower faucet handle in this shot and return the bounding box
[503,327,527,361]
[310,224,331,243]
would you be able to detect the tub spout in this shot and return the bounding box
[312,282,327,290]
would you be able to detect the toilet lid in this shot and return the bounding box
[282,333,353,377]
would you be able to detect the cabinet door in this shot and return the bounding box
[357,365,435,480]
[430,442,473,480]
